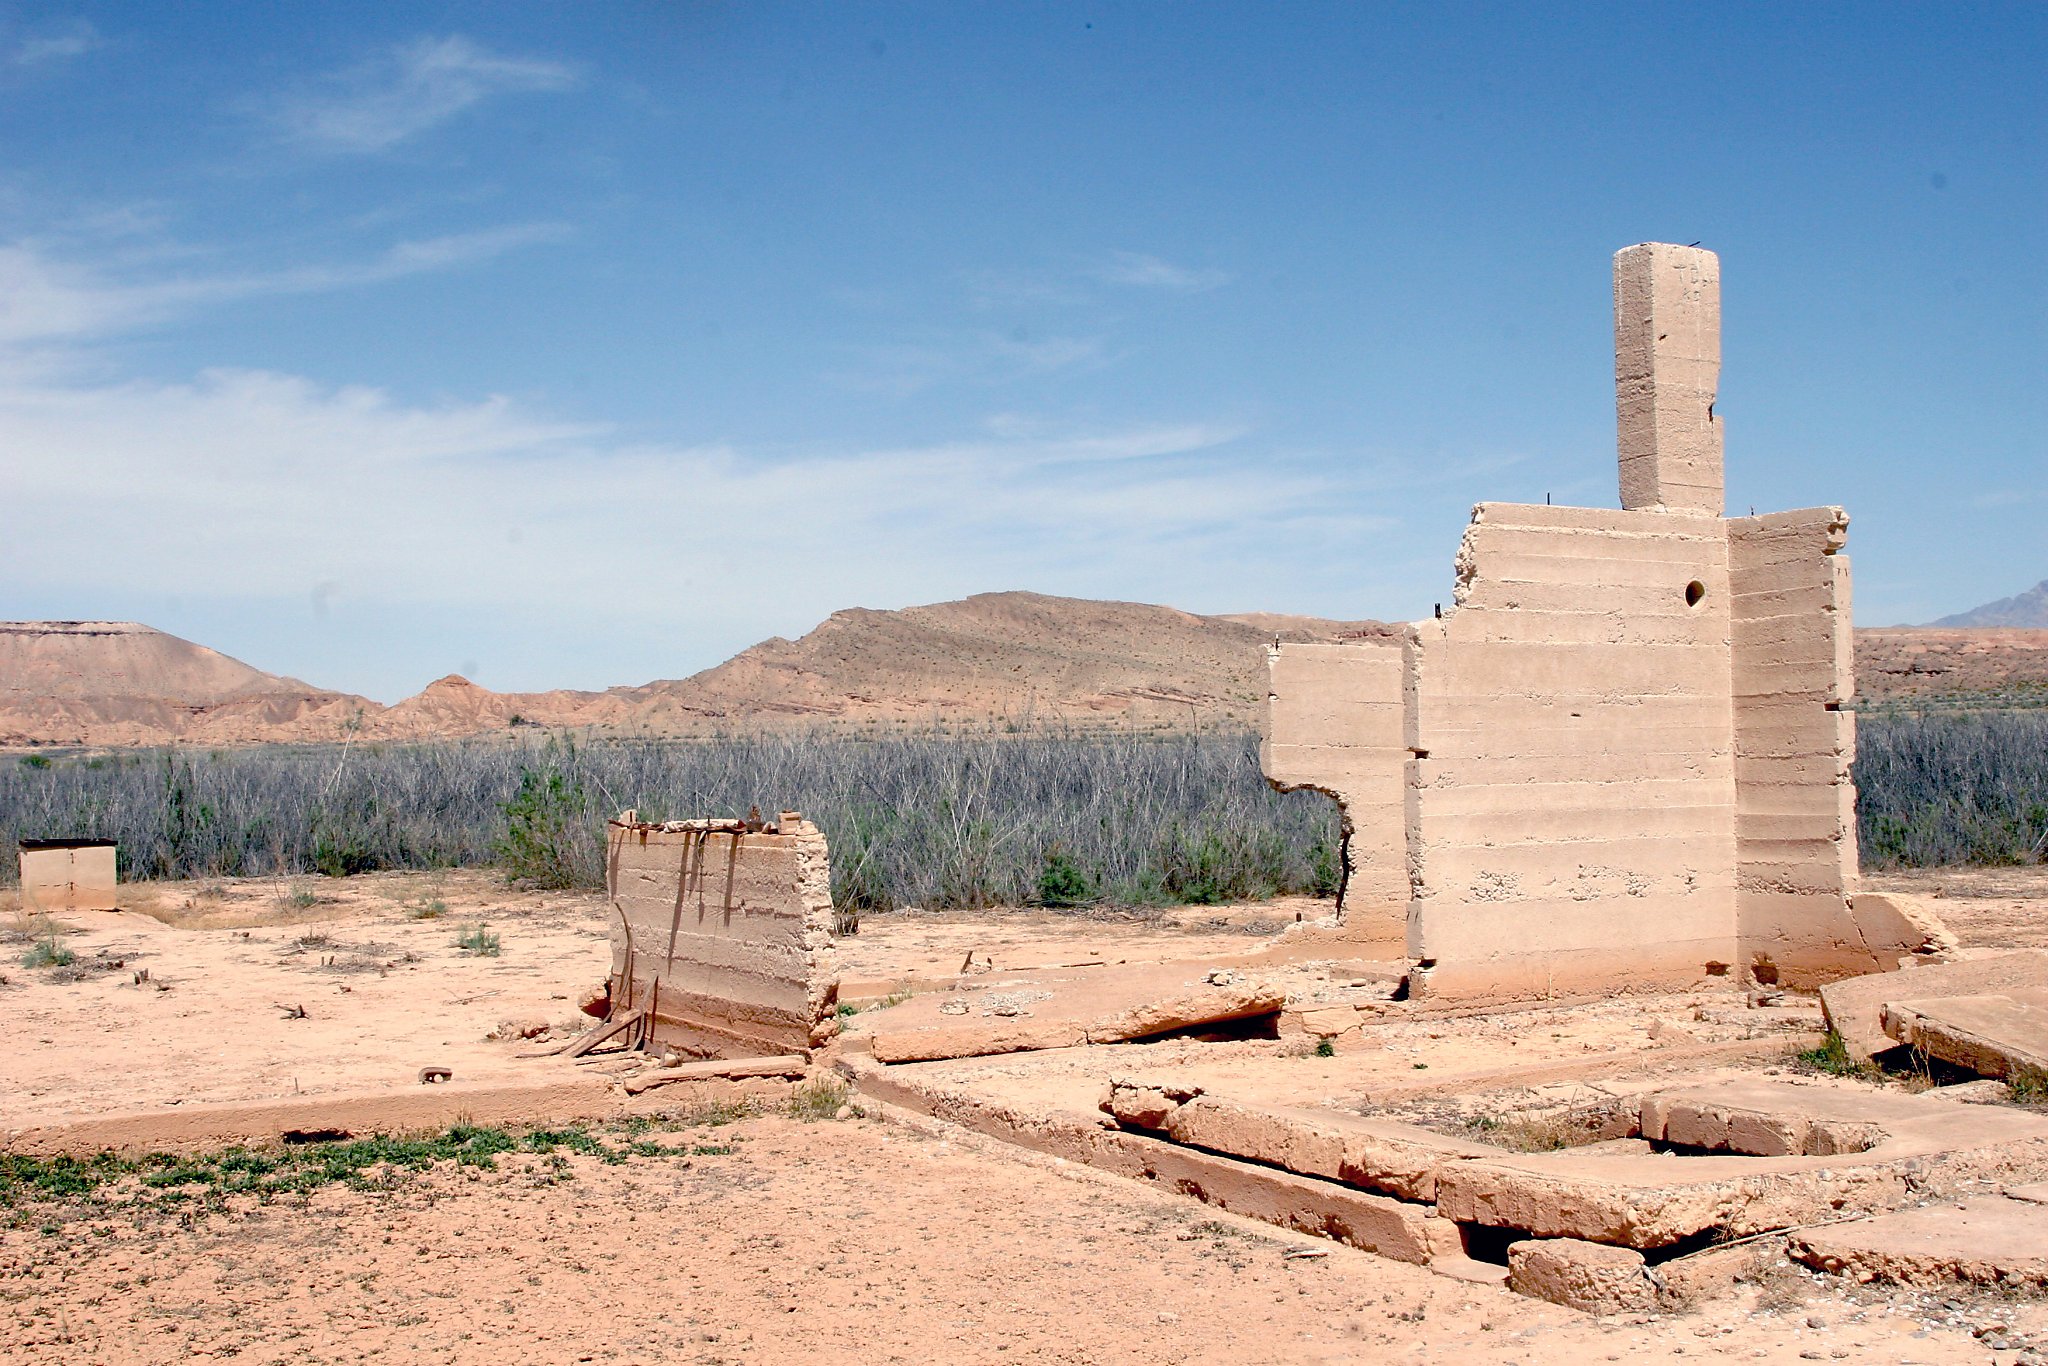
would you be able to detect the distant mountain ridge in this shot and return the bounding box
[0,594,1389,748]
[1932,579,2048,628]
[6,593,2044,749]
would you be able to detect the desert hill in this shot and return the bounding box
[0,622,377,748]
[609,593,1392,732]
[7,595,2045,749]
[1931,579,2048,628]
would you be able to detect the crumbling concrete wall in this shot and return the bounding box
[1266,243,1879,999]
[1404,503,1739,997]
[1729,508,1867,986]
[603,813,837,1058]
[18,840,117,912]
[1264,641,1410,944]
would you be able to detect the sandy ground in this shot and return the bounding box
[1,870,610,1127]
[3,1108,2035,1366]
[5,866,2048,1363]
[0,877,1327,1132]
[1863,865,2048,951]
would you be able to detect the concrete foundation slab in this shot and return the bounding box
[1820,949,2048,1061]
[1882,990,2048,1083]
[1434,1080,2048,1249]
[1790,1197,2048,1288]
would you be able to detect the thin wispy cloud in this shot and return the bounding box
[266,35,578,154]
[825,329,1113,397]
[1086,250,1230,293]
[8,19,100,67]
[0,227,568,347]
[0,364,1356,619]
[0,243,1370,654]
[963,251,1231,311]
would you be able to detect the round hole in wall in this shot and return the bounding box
[1685,580,1707,608]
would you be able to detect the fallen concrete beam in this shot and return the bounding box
[622,1054,810,1094]
[1099,1129,1455,1265]
[838,1053,1458,1268]
[858,963,1284,1063]
[1820,950,2048,1061]
[1882,991,2048,1085]
[1102,1080,1502,1202]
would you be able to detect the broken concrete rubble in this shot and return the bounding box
[1819,948,2048,1062]
[1506,1237,1654,1314]
[1433,1080,2048,1249]
[1789,1196,2048,1288]
[1882,991,2048,1085]
[602,811,838,1059]
[1264,244,1921,1000]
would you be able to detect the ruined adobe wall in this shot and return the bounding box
[604,817,838,1059]
[1262,640,1409,943]
[1729,508,1867,986]
[1404,502,1740,997]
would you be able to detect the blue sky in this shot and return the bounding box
[2,3,2041,700]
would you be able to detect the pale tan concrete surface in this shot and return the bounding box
[18,840,118,912]
[1821,949,2048,1061]
[1882,990,2048,1082]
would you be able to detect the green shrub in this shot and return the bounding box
[311,829,374,878]
[495,765,590,889]
[1035,845,1094,907]
[21,937,73,969]
[1795,1031,1873,1079]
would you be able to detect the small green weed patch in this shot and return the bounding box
[455,923,500,956]
[1795,1031,1877,1080]
[1,1118,740,1228]
[21,937,74,969]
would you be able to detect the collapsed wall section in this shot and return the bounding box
[1404,503,1740,998]
[1262,640,1410,942]
[1729,508,1867,985]
[604,815,838,1058]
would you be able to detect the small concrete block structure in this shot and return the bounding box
[1264,245,1887,998]
[17,838,118,912]
[603,813,837,1059]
